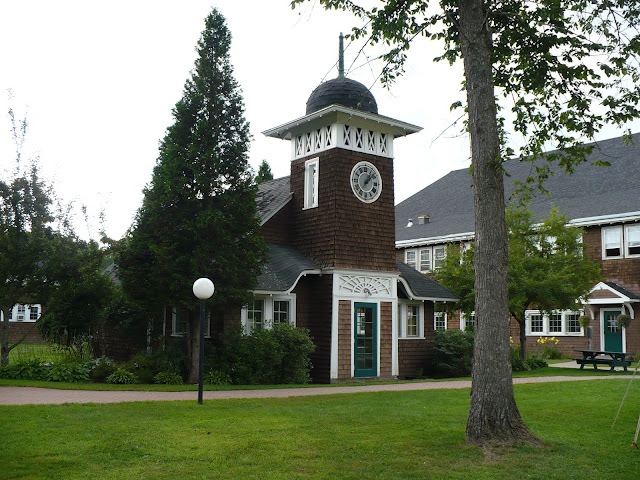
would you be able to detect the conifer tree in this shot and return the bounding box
[118,9,267,383]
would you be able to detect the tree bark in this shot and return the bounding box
[518,317,527,361]
[459,0,539,447]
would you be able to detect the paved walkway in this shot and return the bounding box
[0,375,634,405]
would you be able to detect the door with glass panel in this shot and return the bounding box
[354,303,377,377]
[603,310,623,352]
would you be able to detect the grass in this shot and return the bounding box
[1,378,639,479]
[0,364,632,392]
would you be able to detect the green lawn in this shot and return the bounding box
[1,379,639,479]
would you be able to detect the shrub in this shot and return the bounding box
[511,347,549,371]
[151,338,188,381]
[203,369,232,386]
[89,356,116,382]
[430,329,474,378]
[207,324,315,385]
[525,357,549,370]
[0,359,48,380]
[154,370,183,385]
[47,361,90,383]
[124,352,154,384]
[106,368,138,384]
[542,347,563,359]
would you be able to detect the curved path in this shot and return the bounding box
[0,375,633,405]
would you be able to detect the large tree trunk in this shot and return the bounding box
[459,0,539,447]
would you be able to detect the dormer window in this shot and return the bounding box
[304,157,319,209]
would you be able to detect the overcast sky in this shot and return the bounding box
[1,1,636,240]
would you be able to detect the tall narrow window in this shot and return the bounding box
[304,158,319,209]
[434,312,447,330]
[626,224,640,257]
[17,305,25,322]
[406,250,417,269]
[248,299,264,333]
[419,248,431,272]
[433,246,446,269]
[406,305,419,337]
[566,312,581,333]
[602,226,622,258]
[273,300,290,325]
[29,306,39,322]
[172,308,186,336]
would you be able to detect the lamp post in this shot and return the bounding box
[192,277,214,405]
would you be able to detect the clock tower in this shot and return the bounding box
[263,34,421,271]
[262,35,422,381]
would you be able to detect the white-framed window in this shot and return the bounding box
[525,310,583,336]
[433,246,446,269]
[247,299,264,333]
[565,311,581,333]
[242,295,296,333]
[303,157,319,209]
[602,225,623,258]
[434,311,447,331]
[529,313,544,333]
[0,304,42,322]
[397,301,424,339]
[405,250,417,269]
[171,308,186,336]
[273,300,290,325]
[461,312,476,331]
[419,249,431,272]
[548,312,562,333]
[625,224,640,257]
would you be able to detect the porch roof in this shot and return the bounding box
[255,243,320,294]
[396,260,459,302]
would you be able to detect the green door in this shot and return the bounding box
[603,310,623,352]
[354,303,377,377]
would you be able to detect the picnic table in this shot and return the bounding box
[574,350,634,371]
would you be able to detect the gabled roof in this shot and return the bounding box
[256,176,292,226]
[396,133,640,245]
[396,260,459,302]
[255,243,320,294]
[586,281,640,304]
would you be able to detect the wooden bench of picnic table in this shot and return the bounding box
[573,350,634,372]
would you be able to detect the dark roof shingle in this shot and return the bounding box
[396,133,640,243]
[256,243,319,293]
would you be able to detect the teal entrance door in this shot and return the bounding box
[354,303,377,377]
[603,310,623,352]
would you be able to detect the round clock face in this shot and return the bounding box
[350,161,382,203]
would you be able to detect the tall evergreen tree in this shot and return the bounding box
[118,9,267,383]
[255,159,274,184]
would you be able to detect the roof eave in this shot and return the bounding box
[255,269,322,295]
[398,277,459,303]
[262,104,422,140]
